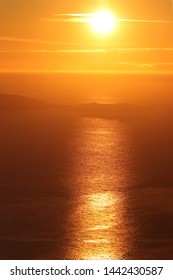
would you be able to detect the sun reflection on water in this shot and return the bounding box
[66,118,134,260]
[80,192,119,259]
[76,190,127,259]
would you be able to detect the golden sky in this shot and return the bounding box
[0,0,173,72]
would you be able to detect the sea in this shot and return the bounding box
[0,73,173,259]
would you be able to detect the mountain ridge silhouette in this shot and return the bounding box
[0,94,50,111]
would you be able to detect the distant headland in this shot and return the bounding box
[0,94,50,111]
[0,94,150,121]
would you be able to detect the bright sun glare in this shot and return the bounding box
[91,11,116,34]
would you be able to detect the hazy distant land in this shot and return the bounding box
[0,94,151,121]
[74,102,151,120]
[0,94,51,111]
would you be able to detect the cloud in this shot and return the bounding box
[42,14,91,23]
[0,49,104,53]
[120,62,173,69]
[1,48,173,53]
[0,36,81,46]
[42,13,173,24]
[119,19,173,23]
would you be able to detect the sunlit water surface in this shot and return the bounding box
[0,109,173,259]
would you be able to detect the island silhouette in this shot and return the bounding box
[0,94,49,111]
[0,94,150,121]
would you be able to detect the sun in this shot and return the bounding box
[91,11,116,34]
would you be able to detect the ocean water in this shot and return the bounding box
[0,106,173,260]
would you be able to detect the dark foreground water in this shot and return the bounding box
[0,108,173,260]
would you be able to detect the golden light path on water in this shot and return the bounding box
[78,192,119,259]
[65,118,135,259]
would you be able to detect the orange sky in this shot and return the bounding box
[0,0,173,72]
